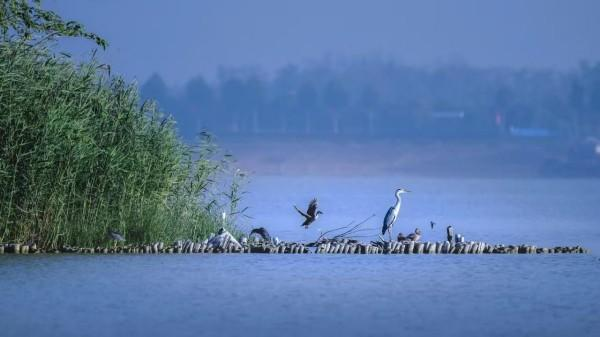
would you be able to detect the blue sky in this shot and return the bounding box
[48,0,600,85]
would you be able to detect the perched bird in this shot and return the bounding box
[294,198,323,229]
[446,225,455,242]
[430,221,435,230]
[381,188,410,241]
[249,227,271,242]
[406,228,422,241]
[396,232,407,242]
[455,233,465,243]
[107,229,125,246]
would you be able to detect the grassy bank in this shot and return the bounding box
[0,42,243,249]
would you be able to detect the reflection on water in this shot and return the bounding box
[1,176,599,337]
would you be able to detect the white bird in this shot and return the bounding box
[381,188,410,241]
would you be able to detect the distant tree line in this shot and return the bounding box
[141,60,600,141]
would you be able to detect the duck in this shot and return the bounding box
[294,198,323,229]
[406,228,421,241]
[396,232,407,242]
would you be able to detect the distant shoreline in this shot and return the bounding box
[220,138,593,178]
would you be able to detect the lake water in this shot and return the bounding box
[1,176,600,337]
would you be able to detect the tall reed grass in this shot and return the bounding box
[0,42,245,249]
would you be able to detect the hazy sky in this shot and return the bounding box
[48,0,600,85]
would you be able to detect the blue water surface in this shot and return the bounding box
[1,176,599,337]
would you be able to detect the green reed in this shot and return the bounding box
[0,42,244,249]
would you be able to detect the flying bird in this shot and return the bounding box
[381,188,410,241]
[294,198,323,229]
[249,227,271,242]
[430,221,435,230]
[406,228,422,241]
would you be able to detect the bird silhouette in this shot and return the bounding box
[430,221,435,230]
[294,198,323,229]
[249,227,271,242]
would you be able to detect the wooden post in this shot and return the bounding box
[407,241,414,254]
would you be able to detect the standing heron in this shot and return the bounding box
[107,229,125,247]
[381,188,410,241]
[294,198,323,229]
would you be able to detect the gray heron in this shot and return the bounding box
[107,229,125,247]
[381,188,410,241]
[294,198,323,229]
[406,228,422,241]
[250,227,271,242]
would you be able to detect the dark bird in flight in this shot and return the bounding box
[406,228,422,241]
[249,227,271,242]
[430,221,435,230]
[294,198,323,229]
